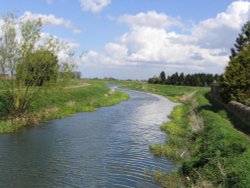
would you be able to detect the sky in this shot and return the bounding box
[0,0,250,79]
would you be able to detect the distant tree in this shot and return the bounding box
[149,72,218,87]
[160,71,166,84]
[230,21,250,58]
[170,72,179,85]
[148,76,160,84]
[72,71,81,79]
[179,72,185,85]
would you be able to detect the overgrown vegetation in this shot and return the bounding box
[0,12,75,119]
[0,80,129,133]
[121,81,250,188]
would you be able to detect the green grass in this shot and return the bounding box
[181,90,250,188]
[150,104,191,162]
[0,80,129,134]
[0,80,3,89]
[120,81,250,188]
[120,81,206,102]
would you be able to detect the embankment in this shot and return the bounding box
[0,81,129,134]
[121,81,250,188]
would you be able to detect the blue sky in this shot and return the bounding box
[0,0,249,79]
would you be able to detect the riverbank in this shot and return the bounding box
[120,81,250,188]
[0,80,129,134]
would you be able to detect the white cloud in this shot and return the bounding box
[21,11,81,34]
[190,0,250,49]
[118,11,182,29]
[80,0,111,14]
[80,1,250,77]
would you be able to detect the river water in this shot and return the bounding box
[0,88,177,188]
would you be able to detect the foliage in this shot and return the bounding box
[230,21,250,58]
[148,72,220,87]
[153,171,184,188]
[218,44,250,104]
[218,20,250,105]
[148,76,161,84]
[120,81,250,188]
[0,80,129,133]
[150,104,191,162]
[16,50,59,86]
[181,91,250,188]
[0,12,74,118]
[160,71,166,83]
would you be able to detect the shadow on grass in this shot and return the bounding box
[197,93,250,137]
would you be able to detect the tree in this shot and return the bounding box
[17,50,59,86]
[148,76,160,84]
[179,72,185,85]
[160,71,166,84]
[218,20,250,104]
[0,13,74,118]
[218,44,250,104]
[230,21,250,58]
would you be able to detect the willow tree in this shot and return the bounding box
[0,13,73,118]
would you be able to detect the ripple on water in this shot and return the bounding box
[0,89,177,188]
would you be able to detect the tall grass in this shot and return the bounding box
[0,80,129,133]
[120,81,250,188]
[181,90,250,187]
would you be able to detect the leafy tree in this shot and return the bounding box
[148,76,160,84]
[17,50,59,86]
[0,13,74,118]
[160,71,166,84]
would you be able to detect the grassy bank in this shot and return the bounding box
[121,81,250,188]
[0,80,129,134]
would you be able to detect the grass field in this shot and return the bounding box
[0,80,129,133]
[120,81,250,188]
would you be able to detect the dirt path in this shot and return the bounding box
[64,83,90,89]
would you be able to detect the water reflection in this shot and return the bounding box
[0,89,177,188]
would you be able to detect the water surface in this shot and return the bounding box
[0,88,176,188]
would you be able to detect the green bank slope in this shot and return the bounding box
[0,80,129,133]
[121,81,250,188]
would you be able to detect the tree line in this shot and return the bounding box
[148,72,220,87]
[148,20,249,106]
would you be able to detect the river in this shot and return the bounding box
[0,88,177,188]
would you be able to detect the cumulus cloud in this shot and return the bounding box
[80,0,111,13]
[118,11,182,29]
[80,1,250,77]
[21,11,81,34]
[190,0,250,49]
